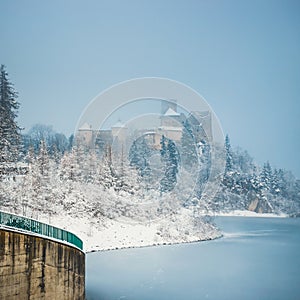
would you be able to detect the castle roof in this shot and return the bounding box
[78,122,92,130]
[164,108,180,116]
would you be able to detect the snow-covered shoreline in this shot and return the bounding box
[81,209,287,253]
[78,210,287,252]
[2,206,289,254]
[37,208,221,253]
[42,209,288,253]
[87,235,223,253]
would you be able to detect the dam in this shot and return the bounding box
[0,210,85,300]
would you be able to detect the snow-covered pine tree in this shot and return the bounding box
[260,162,272,191]
[180,119,198,168]
[271,168,280,195]
[129,136,151,178]
[225,134,233,174]
[113,144,139,194]
[196,139,211,197]
[0,65,21,163]
[97,144,117,189]
[275,168,288,198]
[222,135,238,193]
[160,138,179,192]
[114,144,128,191]
[86,149,99,184]
[60,147,80,182]
[160,134,167,161]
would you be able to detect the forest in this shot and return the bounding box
[1,65,300,223]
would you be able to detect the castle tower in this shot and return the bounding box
[77,122,95,147]
[161,99,178,115]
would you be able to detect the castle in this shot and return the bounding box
[76,100,212,152]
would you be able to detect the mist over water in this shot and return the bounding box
[86,217,300,300]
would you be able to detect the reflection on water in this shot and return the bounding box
[86,217,300,300]
[223,229,278,238]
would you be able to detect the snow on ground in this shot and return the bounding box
[38,208,288,253]
[4,203,287,254]
[39,208,221,252]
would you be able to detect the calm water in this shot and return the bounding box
[86,217,300,300]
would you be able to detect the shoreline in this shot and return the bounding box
[85,211,288,253]
[82,217,221,252]
[86,232,224,254]
[38,209,289,253]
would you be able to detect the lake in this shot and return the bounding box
[86,217,300,300]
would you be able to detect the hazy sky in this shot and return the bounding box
[0,0,299,177]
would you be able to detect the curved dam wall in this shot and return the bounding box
[0,228,85,300]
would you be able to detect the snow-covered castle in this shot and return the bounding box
[76,100,212,151]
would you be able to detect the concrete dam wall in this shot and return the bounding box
[0,228,85,300]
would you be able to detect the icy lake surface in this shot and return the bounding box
[86,217,300,300]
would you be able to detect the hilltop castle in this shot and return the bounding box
[76,100,212,152]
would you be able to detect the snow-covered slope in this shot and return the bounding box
[38,208,221,252]
[0,175,221,252]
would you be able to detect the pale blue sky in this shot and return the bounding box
[0,0,299,177]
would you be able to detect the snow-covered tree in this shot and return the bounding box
[225,134,233,174]
[113,145,140,194]
[160,138,179,193]
[129,136,151,178]
[60,147,80,182]
[180,119,198,168]
[0,65,21,163]
[97,144,117,189]
[196,139,211,197]
[260,161,272,191]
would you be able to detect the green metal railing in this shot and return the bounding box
[0,210,83,250]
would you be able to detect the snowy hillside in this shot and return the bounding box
[0,144,222,252]
[1,132,300,253]
[37,208,220,252]
[0,172,221,252]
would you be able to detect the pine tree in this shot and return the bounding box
[98,145,117,189]
[160,138,179,192]
[260,162,272,191]
[129,137,151,178]
[225,134,233,173]
[113,145,139,194]
[222,135,235,191]
[180,120,198,168]
[197,139,211,193]
[271,168,280,195]
[0,65,21,163]
[160,135,167,162]
[60,146,81,182]
[276,168,288,197]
